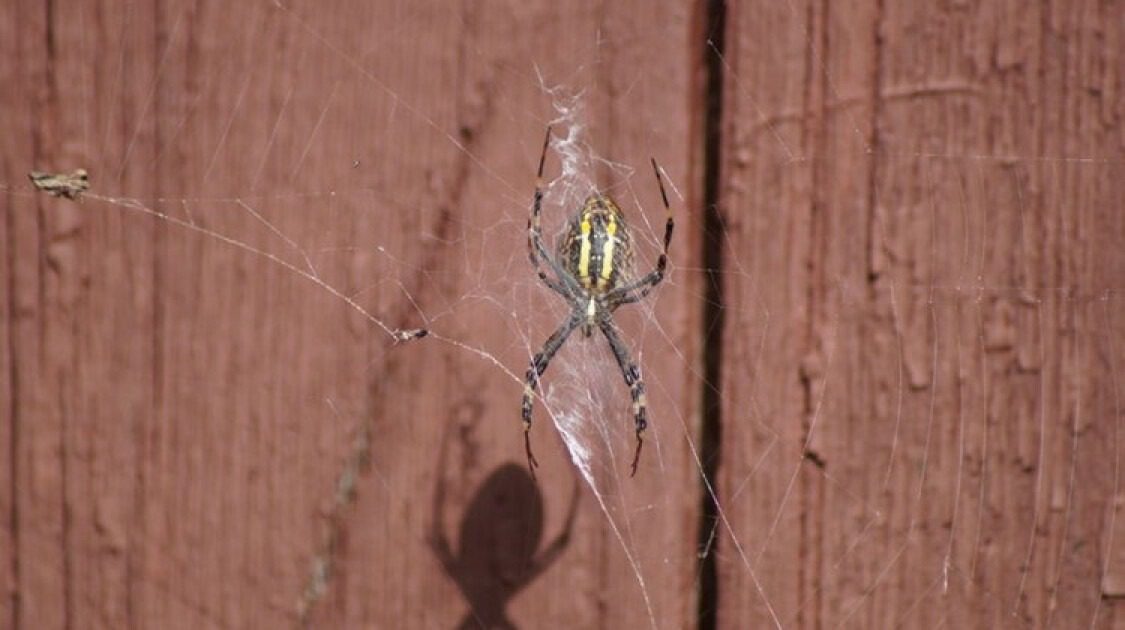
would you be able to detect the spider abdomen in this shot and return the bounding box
[558,194,634,294]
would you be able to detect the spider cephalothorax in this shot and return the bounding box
[522,127,674,477]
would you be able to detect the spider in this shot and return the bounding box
[522,127,674,477]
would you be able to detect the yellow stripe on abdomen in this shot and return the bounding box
[577,217,592,285]
[597,217,617,290]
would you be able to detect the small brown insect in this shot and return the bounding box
[393,328,428,343]
[29,168,90,200]
[522,128,674,477]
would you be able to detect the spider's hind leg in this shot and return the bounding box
[598,320,649,477]
[522,315,582,475]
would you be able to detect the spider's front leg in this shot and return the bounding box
[598,320,649,477]
[528,126,580,299]
[604,158,675,306]
[522,314,582,475]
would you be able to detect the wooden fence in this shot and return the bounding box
[3,1,1123,627]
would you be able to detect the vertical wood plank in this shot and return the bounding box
[712,0,822,625]
[0,0,22,623]
[5,1,158,627]
[5,3,69,625]
[3,0,161,627]
[4,1,702,628]
[717,0,1125,627]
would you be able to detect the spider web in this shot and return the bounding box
[4,1,1123,629]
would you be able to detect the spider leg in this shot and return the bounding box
[609,270,664,305]
[522,314,583,475]
[529,126,582,299]
[605,158,674,305]
[598,320,649,477]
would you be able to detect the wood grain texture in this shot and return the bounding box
[3,1,700,628]
[716,0,1124,628]
[4,0,1124,628]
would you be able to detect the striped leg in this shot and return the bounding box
[522,315,582,475]
[528,126,579,298]
[598,320,649,477]
[606,158,674,305]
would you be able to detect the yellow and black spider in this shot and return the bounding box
[522,127,674,477]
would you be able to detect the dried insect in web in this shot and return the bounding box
[522,127,674,478]
[29,168,89,200]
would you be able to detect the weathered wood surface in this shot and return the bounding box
[3,0,1123,629]
[716,0,1125,628]
[3,1,700,628]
